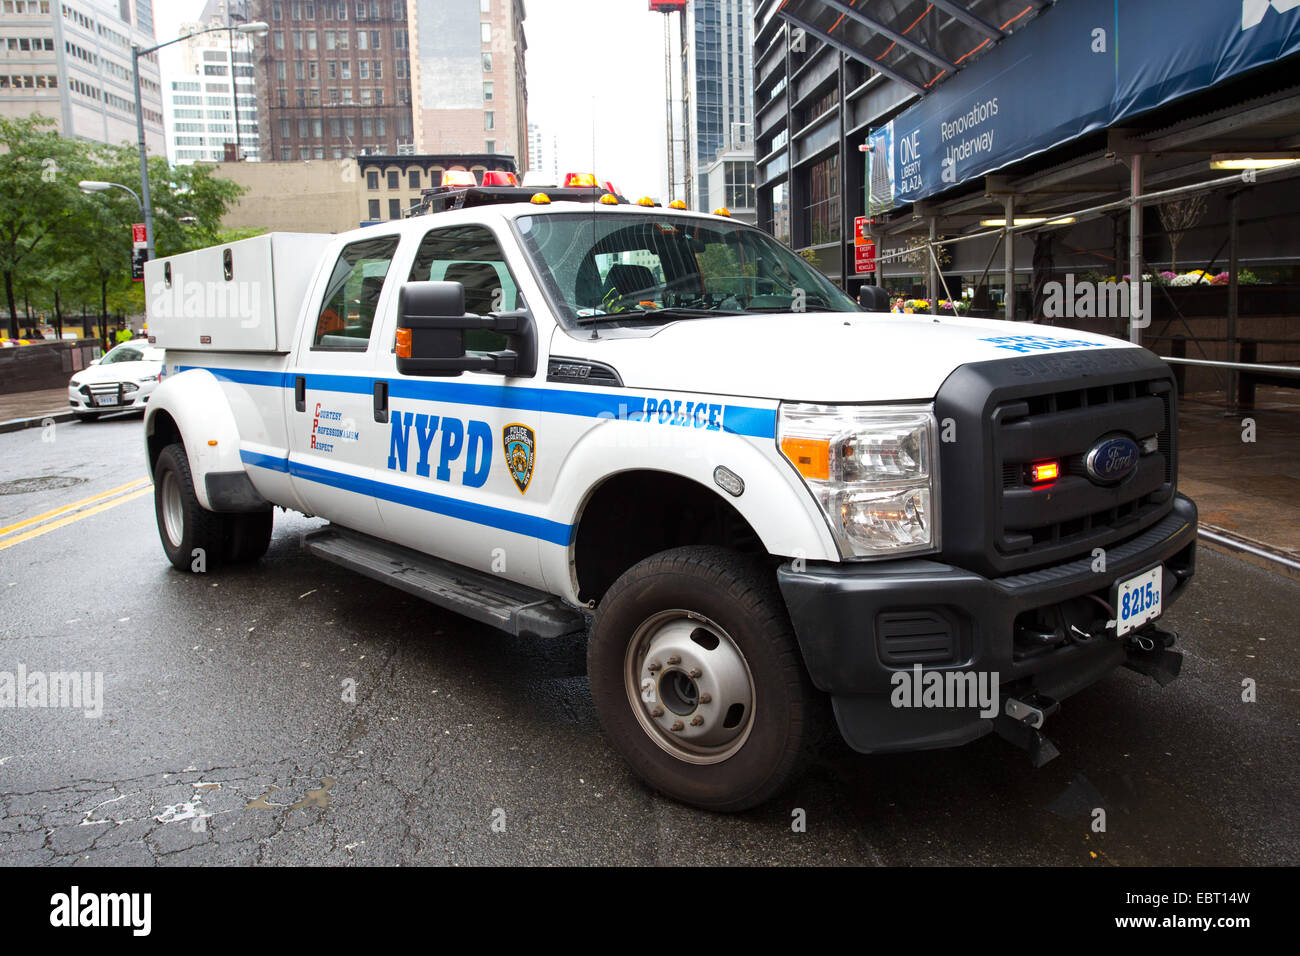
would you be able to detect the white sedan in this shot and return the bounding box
[68,340,166,420]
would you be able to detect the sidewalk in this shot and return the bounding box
[0,384,1295,562]
[1177,387,1300,561]
[0,387,75,433]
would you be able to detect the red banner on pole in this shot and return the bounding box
[132,223,147,245]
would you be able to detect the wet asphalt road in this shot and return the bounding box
[0,414,1296,866]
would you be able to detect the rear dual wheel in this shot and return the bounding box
[154,443,272,571]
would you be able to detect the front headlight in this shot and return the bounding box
[778,403,939,558]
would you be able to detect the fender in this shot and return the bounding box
[144,368,264,512]
[540,416,840,600]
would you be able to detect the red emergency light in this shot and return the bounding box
[481,170,518,187]
[1028,460,1060,484]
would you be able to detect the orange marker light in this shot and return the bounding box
[712,206,731,217]
[530,192,551,204]
[441,169,477,187]
[395,327,412,358]
[668,199,687,209]
[781,437,830,481]
[636,196,655,206]
[1029,460,1059,483]
[599,193,619,204]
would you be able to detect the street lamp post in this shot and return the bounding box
[78,180,146,345]
[130,20,268,262]
[78,180,144,218]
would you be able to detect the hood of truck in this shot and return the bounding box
[551,312,1141,402]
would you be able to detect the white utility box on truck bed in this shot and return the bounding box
[142,181,1198,811]
[144,233,331,352]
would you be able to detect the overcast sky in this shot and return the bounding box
[154,0,674,198]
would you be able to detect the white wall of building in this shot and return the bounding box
[163,28,259,164]
[0,0,165,152]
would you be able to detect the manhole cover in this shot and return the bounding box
[0,476,89,495]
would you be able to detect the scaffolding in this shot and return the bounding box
[864,156,1300,404]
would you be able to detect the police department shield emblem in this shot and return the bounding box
[503,423,536,494]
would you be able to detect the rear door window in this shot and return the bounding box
[313,235,401,350]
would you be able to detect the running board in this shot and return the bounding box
[303,527,587,640]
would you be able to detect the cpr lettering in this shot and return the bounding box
[643,397,723,431]
[387,411,491,486]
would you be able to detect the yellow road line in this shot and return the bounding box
[0,477,151,538]
[0,486,153,552]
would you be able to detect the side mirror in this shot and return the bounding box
[858,284,891,312]
[394,280,537,378]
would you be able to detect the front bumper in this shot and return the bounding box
[68,382,154,413]
[777,494,1197,755]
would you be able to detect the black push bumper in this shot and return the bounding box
[777,495,1197,757]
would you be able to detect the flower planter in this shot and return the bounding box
[1153,284,1300,319]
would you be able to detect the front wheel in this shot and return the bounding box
[588,546,814,812]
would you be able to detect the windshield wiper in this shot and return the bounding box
[574,307,745,326]
[742,305,837,313]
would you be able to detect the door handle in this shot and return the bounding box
[294,375,305,413]
[373,380,388,424]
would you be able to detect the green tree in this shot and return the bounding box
[14,138,249,341]
[0,115,87,339]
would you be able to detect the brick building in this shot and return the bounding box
[250,0,414,160]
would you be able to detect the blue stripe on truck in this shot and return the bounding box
[179,365,778,439]
[240,449,574,546]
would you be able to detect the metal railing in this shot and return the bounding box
[1159,356,1300,376]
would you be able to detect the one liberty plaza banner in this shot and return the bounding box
[866,0,1300,211]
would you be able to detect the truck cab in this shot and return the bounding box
[142,180,1196,811]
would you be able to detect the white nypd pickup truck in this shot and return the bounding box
[143,178,1197,811]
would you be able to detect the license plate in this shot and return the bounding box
[1114,565,1162,636]
[95,394,119,407]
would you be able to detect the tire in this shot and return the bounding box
[588,545,814,812]
[75,412,100,422]
[227,509,273,563]
[153,443,234,572]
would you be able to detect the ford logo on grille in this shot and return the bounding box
[1085,435,1140,483]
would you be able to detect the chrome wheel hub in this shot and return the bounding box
[624,610,755,765]
[161,471,184,549]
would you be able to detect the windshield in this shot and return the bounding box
[101,343,162,364]
[514,212,858,327]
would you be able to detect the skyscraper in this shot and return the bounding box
[250,0,414,161]
[163,0,262,164]
[0,0,164,152]
[408,0,527,162]
[683,0,753,213]
[527,119,540,174]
